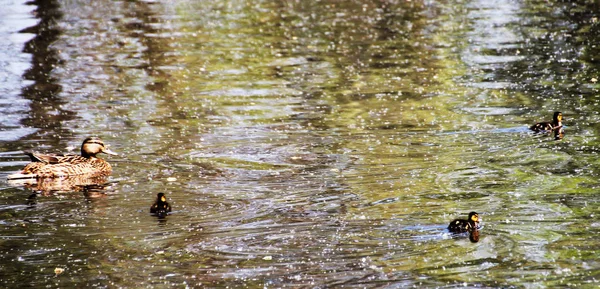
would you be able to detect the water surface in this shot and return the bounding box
[1,0,599,287]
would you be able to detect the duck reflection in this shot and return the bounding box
[8,174,111,196]
[469,229,480,243]
[554,126,565,140]
[26,193,37,208]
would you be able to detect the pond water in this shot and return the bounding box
[1,0,599,287]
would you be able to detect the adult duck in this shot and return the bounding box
[7,137,117,179]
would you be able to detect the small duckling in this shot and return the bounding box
[150,193,172,218]
[530,112,562,133]
[448,211,480,233]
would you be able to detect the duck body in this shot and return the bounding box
[19,153,111,178]
[448,211,480,233]
[151,193,172,218]
[7,137,117,179]
[530,111,562,133]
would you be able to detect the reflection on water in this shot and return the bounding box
[1,0,600,287]
[554,126,565,140]
[0,0,38,141]
[469,229,480,243]
[20,0,76,138]
[8,175,112,195]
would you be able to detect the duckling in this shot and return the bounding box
[150,193,172,218]
[530,111,563,133]
[448,211,480,233]
[7,137,117,179]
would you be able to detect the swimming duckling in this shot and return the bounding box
[150,193,172,218]
[7,137,117,179]
[448,211,480,233]
[530,112,562,133]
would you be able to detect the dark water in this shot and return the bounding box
[1,0,599,287]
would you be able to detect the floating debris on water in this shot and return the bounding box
[54,267,64,276]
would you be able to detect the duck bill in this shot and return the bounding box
[102,147,119,156]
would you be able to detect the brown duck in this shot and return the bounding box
[530,112,563,132]
[8,137,117,179]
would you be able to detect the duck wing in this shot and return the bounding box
[24,151,64,164]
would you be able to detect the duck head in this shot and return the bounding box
[553,112,563,126]
[81,137,118,158]
[157,192,167,203]
[468,211,479,225]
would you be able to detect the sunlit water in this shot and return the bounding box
[1,0,599,287]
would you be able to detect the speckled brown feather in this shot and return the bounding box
[20,155,112,178]
[8,137,117,179]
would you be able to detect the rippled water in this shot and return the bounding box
[1,0,599,287]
